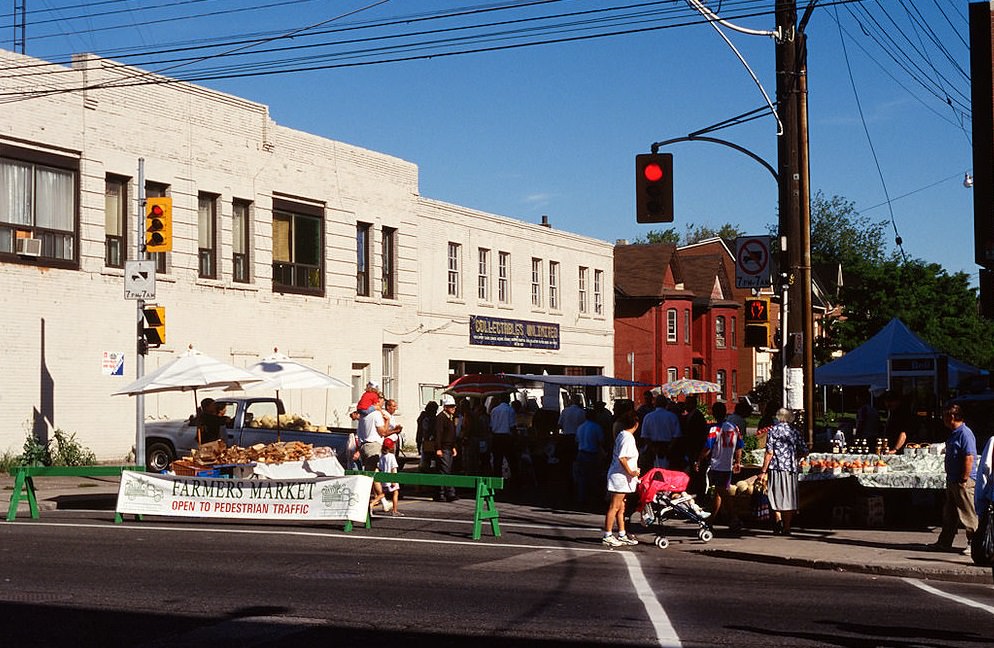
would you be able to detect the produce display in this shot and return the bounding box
[247,413,330,432]
[171,440,338,473]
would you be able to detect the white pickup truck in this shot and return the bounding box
[143,396,354,472]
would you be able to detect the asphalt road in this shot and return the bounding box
[2,509,993,647]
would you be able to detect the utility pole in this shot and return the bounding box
[776,0,814,444]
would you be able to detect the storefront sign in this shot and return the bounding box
[469,315,560,350]
[116,471,373,522]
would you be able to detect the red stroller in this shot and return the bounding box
[634,468,714,548]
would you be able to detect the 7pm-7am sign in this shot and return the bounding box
[735,236,772,289]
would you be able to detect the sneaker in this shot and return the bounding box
[602,535,623,547]
[616,534,639,546]
[961,546,971,556]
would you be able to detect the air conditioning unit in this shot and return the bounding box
[15,237,42,257]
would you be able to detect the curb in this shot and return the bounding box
[693,547,994,584]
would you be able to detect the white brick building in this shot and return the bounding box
[0,51,614,463]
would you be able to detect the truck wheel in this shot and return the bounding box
[145,442,174,473]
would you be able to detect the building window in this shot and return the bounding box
[716,316,727,349]
[104,175,127,268]
[732,370,738,398]
[684,309,691,344]
[356,222,371,297]
[145,183,168,274]
[198,193,218,279]
[531,258,542,307]
[0,150,78,266]
[272,200,324,295]
[667,309,678,343]
[594,269,604,315]
[731,316,738,348]
[716,369,727,400]
[549,260,560,310]
[382,344,397,399]
[667,367,678,383]
[578,266,588,313]
[381,226,397,300]
[498,251,510,304]
[447,242,461,298]
[232,199,251,283]
[684,366,691,379]
[478,248,490,301]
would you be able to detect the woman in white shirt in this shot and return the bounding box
[602,410,641,547]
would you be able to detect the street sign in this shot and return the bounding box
[735,235,772,289]
[124,260,156,300]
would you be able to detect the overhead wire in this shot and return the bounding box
[834,3,908,264]
[0,0,792,99]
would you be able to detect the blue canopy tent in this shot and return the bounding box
[814,318,982,390]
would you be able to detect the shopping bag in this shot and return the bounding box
[751,484,771,522]
[971,502,994,566]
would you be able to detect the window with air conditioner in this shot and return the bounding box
[1,148,79,267]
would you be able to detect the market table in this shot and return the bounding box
[744,449,947,527]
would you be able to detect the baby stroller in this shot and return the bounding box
[634,468,714,548]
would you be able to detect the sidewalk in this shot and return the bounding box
[3,473,991,584]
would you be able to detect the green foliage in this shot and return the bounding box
[743,433,760,453]
[808,191,994,372]
[19,433,52,467]
[810,192,892,267]
[635,228,680,244]
[51,429,97,466]
[633,223,744,247]
[17,429,96,467]
[0,449,19,473]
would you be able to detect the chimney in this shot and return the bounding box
[540,215,551,228]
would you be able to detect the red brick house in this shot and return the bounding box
[614,241,746,402]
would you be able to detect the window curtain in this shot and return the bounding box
[0,160,32,225]
[34,166,74,231]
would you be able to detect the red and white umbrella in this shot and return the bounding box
[444,373,519,398]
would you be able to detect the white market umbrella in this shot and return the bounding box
[114,347,263,398]
[244,351,350,393]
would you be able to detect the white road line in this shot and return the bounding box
[903,577,994,616]
[621,551,682,648]
[2,520,610,553]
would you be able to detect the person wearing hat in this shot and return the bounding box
[353,381,381,420]
[370,436,401,515]
[434,394,459,502]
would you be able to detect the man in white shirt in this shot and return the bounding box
[358,397,389,470]
[641,395,680,468]
[489,393,516,479]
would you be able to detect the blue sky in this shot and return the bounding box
[3,1,978,283]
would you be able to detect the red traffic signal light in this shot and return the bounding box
[636,153,673,223]
[145,197,172,253]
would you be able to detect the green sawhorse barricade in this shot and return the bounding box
[345,470,504,540]
[5,465,143,522]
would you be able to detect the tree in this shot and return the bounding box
[633,223,744,247]
[683,223,744,247]
[634,228,680,245]
[809,191,891,268]
[808,192,994,371]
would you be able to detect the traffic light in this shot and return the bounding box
[635,152,674,223]
[145,197,173,253]
[142,305,166,347]
[743,297,770,348]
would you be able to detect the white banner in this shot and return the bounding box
[117,471,373,523]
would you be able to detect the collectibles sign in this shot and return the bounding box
[469,315,560,350]
[116,471,373,523]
